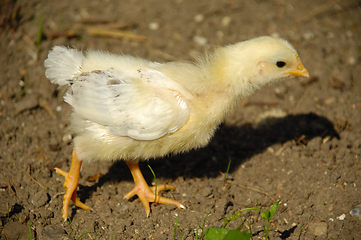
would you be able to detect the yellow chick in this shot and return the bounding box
[44,36,309,219]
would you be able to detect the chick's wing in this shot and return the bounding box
[65,68,191,140]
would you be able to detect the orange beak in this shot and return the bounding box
[285,56,310,78]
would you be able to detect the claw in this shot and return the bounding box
[125,161,185,216]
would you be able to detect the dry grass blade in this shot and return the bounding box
[27,165,47,190]
[39,99,55,118]
[86,27,147,41]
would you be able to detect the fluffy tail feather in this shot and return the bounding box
[44,46,83,86]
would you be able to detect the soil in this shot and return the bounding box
[1,0,361,239]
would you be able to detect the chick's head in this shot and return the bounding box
[219,36,309,95]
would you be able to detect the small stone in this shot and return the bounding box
[337,213,346,220]
[193,35,207,46]
[346,56,356,65]
[120,204,129,212]
[271,32,280,38]
[350,204,361,219]
[274,85,287,98]
[194,14,204,23]
[62,133,73,144]
[221,16,231,27]
[149,22,159,30]
[324,97,336,105]
[303,32,314,40]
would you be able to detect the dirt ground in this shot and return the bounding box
[1,0,361,239]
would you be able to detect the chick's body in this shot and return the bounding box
[72,61,228,162]
[45,36,309,219]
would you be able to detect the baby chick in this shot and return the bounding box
[44,36,309,219]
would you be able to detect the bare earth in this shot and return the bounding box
[1,0,361,239]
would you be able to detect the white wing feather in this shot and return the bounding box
[66,68,190,140]
[44,46,83,86]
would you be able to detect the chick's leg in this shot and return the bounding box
[124,161,185,216]
[55,148,90,219]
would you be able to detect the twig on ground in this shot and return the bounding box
[27,165,47,190]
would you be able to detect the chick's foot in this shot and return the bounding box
[124,161,185,217]
[56,148,90,220]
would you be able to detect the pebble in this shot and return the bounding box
[303,32,314,40]
[324,97,336,105]
[193,35,207,46]
[274,85,287,98]
[337,213,346,220]
[148,22,159,30]
[62,133,73,144]
[346,56,356,65]
[350,204,361,219]
[221,16,231,27]
[194,14,204,23]
[216,31,224,39]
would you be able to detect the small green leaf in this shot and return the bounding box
[260,209,270,220]
[269,200,280,219]
[205,228,252,240]
[205,228,229,240]
[224,230,252,240]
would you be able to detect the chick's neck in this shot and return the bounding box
[196,53,257,124]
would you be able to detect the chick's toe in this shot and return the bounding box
[125,161,185,216]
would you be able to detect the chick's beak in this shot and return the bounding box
[285,56,310,78]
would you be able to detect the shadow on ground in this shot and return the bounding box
[76,112,339,207]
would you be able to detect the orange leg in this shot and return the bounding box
[55,148,90,220]
[124,161,185,216]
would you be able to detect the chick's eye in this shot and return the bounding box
[276,61,286,68]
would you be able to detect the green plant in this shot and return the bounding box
[196,213,213,240]
[173,213,213,240]
[68,217,90,240]
[223,158,232,185]
[205,200,280,240]
[174,216,184,240]
[297,223,305,238]
[148,165,158,203]
[28,221,35,240]
[77,231,90,240]
[2,131,8,145]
